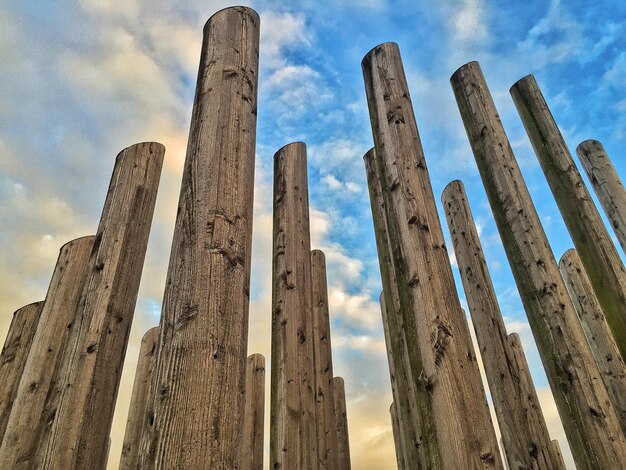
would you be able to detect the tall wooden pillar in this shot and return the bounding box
[442,180,563,469]
[241,353,265,470]
[270,142,318,470]
[512,76,626,362]
[332,377,351,470]
[0,236,94,467]
[389,402,406,470]
[138,7,259,469]
[362,43,502,469]
[451,60,626,467]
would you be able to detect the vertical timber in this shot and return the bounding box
[241,353,265,470]
[0,236,93,467]
[451,60,626,467]
[390,402,407,470]
[333,377,351,470]
[512,76,626,362]
[138,7,259,469]
[363,43,502,469]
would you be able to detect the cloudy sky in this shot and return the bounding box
[1,0,625,468]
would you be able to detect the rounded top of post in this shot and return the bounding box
[577,139,603,153]
[273,141,306,160]
[115,142,166,163]
[142,326,160,342]
[450,61,481,83]
[362,147,376,161]
[333,376,345,387]
[311,249,326,263]
[441,179,465,203]
[558,248,578,267]
[247,353,265,367]
[13,300,44,317]
[361,42,400,67]
[59,235,96,252]
[510,74,537,94]
[204,6,260,32]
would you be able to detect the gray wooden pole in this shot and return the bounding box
[0,236,94,466]
[119,327,159,470]
[362,43,502,469]
[0,301,43,442]
[365,148,423,468]
[36,142,163,470]
[559,249,626,432]
[451,60,626,467]
[270,142,318,470]
[311,249,339,469]
[332,377,351,470]
[511,76,626,362]
[577,140,626,254]
[241,353,265,470]
[138,8,259,470]
[442,180,563,469]
[389,402,406,470]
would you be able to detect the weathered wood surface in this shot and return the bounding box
[0,301,43,442]
[332,377,351,470]
[270,142,318,470]
[512,76,626,363]
[363,43,502,469]
[577,140,626,254]
[365,148,423,468]
[35,142,163,470]
[451,60,626,467]
[551,440,567,469]
[390,402,407,470]
[311,250,339,469]
[442,180,563,469]
[560,249,626,432]
[119,327,159,470]
[0,236,93,466]
[137,8,259,470]
[241,353,265,470]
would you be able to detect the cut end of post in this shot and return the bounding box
[450,61,481,83]
[363,147,376,162]
[247,353,265,367]
[273,141,306,160]
[142,326,160,342]
[204,6,260,33]
[311,249,326,263]
[59,235,96,252]
[576,139,603,154]
[441,179,465,204]
[509,74,537,95]
[361,42,400,68]
[115,142,166,164]
[13,301,44,317]
[558,248,577,269]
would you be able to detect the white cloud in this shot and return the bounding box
[260,11,312,69]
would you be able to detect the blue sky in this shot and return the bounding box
[1,1,625,468]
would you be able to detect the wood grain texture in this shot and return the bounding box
[0,301,43,443]
[0,236,93,467]
[560,249,626,433]
[363,43,502,469]
[451,60,626,468]
[577,140,626,254]
[241,353,265,470]
[311,250,339,469]
[442,180,562,469]
[512,76,626,363]
[390,402,407,470]
[270,142,318,470]
[120,327,159,470]
[137,8,259,470]
[332,377,351,470]
[551,440,567,469]
[36,141,163,470]
[365,148,424,468]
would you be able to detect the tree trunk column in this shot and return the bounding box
[451,60,626,467]
[442,180,562,469]
[511,76,626,363]
[270,142,318,470]
[332,377,351,470]
[241,353,265,470]
[362,43,502,469]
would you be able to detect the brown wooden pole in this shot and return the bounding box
[511,76,626,362]
[442,180,563,469]
[451,60,626,467]
[365,147,423,468]
[35,142,163,470]
[389,402,407,470]
[119,327,159,470]
[138,7,259,470]
[332,377,351,470]
[559,249,626,432]
[0,236,94,466]
[241,353,265,470]
[0,301,43,442]
[362,43,502,469]
[311,250,339,469]
[270,142,318,470]
[577,140,626,254]
[551,440,567,469]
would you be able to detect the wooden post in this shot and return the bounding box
[511,76,626,362]
[577,140,626,253]
[0,236,93,466]
[0,301,43,442]
[138,8,259,470]
[551,440,567,469]
[119,327,159,470]
[442,180,563,469]
[332,377,351,470]
[451,60,626,467]
[365,148,423,468]
[270,142,318,470]
[362,43,502,469]
[34,142,163,470]
[241,353,265,470]
[311,250,339,469]
[559,249,626,431]
[390,402,407,470]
